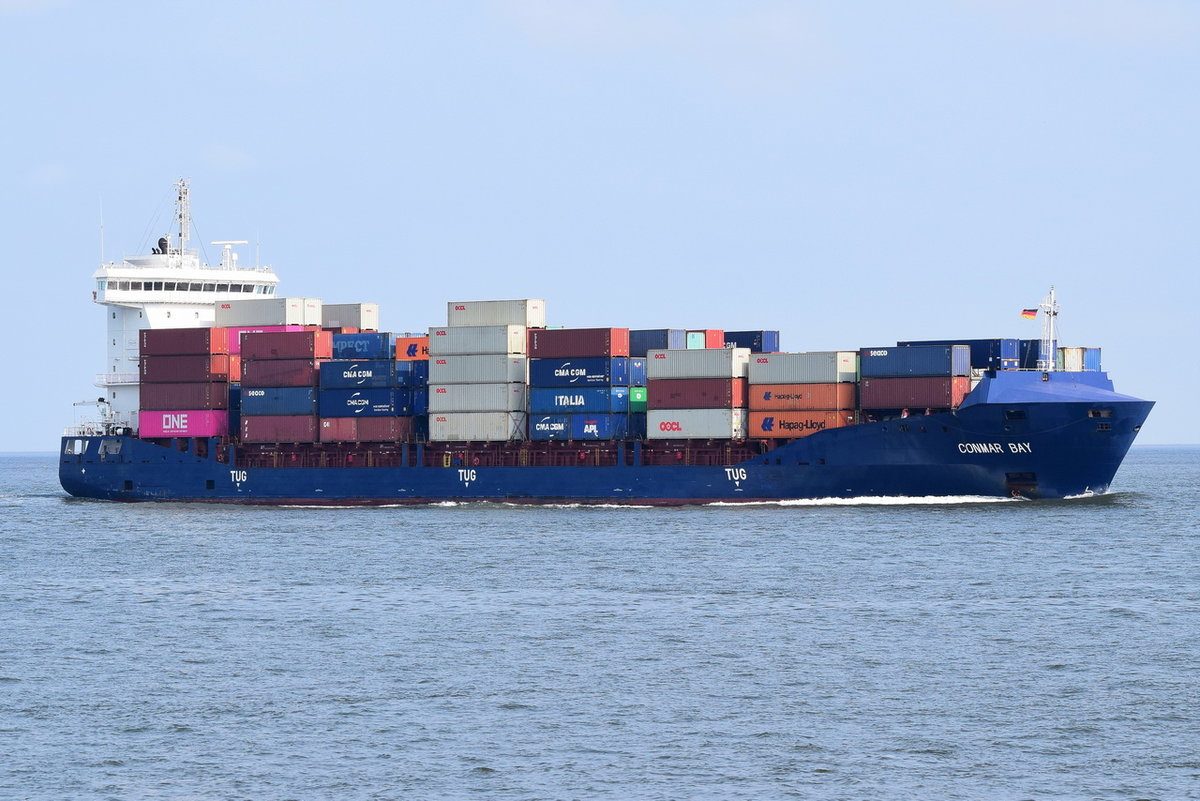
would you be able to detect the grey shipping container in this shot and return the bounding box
[427,382,528,412]
[447,299,546,328]
[748,351,858,384]
[647,409,748,440]
[428,355,528,384]
[429,411,527,441]
[214,297,322,327]
[645,348,751,379]
[428,325,527,355]
[321,303,380,331]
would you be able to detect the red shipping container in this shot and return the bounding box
[858,376,971,410]
[225,325,308,355]
[748,383,856,411]
[241,415,318,443]
[748,410,853,439]
[688,329,726,349]
[527,327,630,358]
[138,409,229,438]
[318,417,357,442]
[229,354,242,383]
[139,327,229,356]
[139,355,230,383]
[395,336,431,361]
[319,417,415,443]
[241,330,333,360]
[241,358,323,387]
[647,378,747,409]
[139,382,230,411]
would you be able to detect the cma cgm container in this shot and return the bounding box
[859,345,970,378]
[429,412,527,442]
[241,359,322,387]
[429,355,528,384]
[647,378,747,409]
[239,387,318,416]
[646,348,751,379]
[528,386,631,414]
[723,330,780,353]
[528,414,570,441]
[427,383,528,413]
[899,338,1019,371]
[527,328,630,359]
[140,355,231,383]
[395,336,431,360]
[241,415,318,443]
[332,332,396,360]
[858,377,971,409]
[447,298,546,328]
[322,303,379,331]
[685,329,724,349]
[319,388,413,417]
[748,383,856,411]
[528,357,632,387]
[748,351,857,384]
[215,297,322,327]
[139,382,230,411]
[138,409,229,438]
[319,416,415,443]
[139,327,229,356]
[428,325,527,356]
[748,410,854,439]
[319,360,399,389]
[629,329,685,357]
[242,330,333,360]
[647,409,747,440]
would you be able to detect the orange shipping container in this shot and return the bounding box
[749,410,854,438]
[395,336,431,361]
[229,354,242,383]
[749,383,856,411]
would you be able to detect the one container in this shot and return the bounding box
[630,386,648,412]
[429,412,527,441]
[723,330,780,353]
[394,336,431,360]
[645,348,751,379]
[318,416,415,443]
[858,376,971,409]
[629,329,686,357]
[527,328,630,358]
[427,325,527,356]
[224,324,308,355]
[319,360,399,389]
[646,378,747,409]
[332,332,396,360]
[239,387,318,417]
[528,386,630,414]
[319,388,414,417]
[748,351,858,384]
[322,302,380,331]
[858,345,970,378]
[685,329,725,349]
[447,298,546,328]
[139,327,229,356]
[139,355,231,383]
[646,409,747,440]
[429,355,528,384]
[748,383,856,411]
[241,330,333,360]
[899,338,1020,371]
[138,382,230,411]
[240,415,318,443]
[571,414,629,440]
[427,383,528,412]
[748,410,853,438]
[528,414,571,441]
[138,409,229,438]
[214,297,322,327]
[241,359,322,387]
[528,357,629,387]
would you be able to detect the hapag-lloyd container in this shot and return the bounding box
[322,303,380,331]
[647,409,747,440]
[427,383,528,412]
[527,328,631,359]
[429,411,527,441]
[447,299,546,328]
[858,376,971,409]
[319,388,414,417]
[748,352,858,384]
[749,383,857,411]
[241,359,324,387]
[239,387,318,416]
[240,415,318,443]
[225,325,308,355]
[394,336,431,360]
[528,386,630,414]
[242,330,333,360]
[319,416,415,443]
[859,345,970,378]
[139,382,230,411]
[646,348,751,379]
[319,360,399,389]
[723,330,780,353]
[138,409,229,438]
[332,332,396,360]
[140,355,231,383]
[428,325,527,356]
[429,355,528,385]
[528,357,630,387]
[647,378,747,409]
[629,329,685,357]
[748,410,854,438]
[139,327,229,356]
[214,297,322,327]
[685,329,725,349]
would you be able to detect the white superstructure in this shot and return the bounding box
[92,179,280,427]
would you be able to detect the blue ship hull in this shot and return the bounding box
[59,372,1153,505]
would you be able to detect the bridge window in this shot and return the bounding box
[164,282,176,291]
[97,280,106,290]
[190,283,201,291]
[64,439,86,455]
[120,281,130,290]
[203,283,215,292]
[152,281,163,291]
[131,281,142,290]
[217,284,229,292]
[242,284,254,292]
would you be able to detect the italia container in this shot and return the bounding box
[139,327,229,356]
[241,359,322,387]
[528,414,570,441]
[858,345,969,378]
[858,377,971,409]
[685,329,724,349]
[140,355,231,383]
[428,325,527,355]
[319,416,415,443]
[240,415,318,443]
[215,297,322,327]
[899,338,1019,371]
[629,329,685,357]
[242,330,333,360]
[138,409,229,438]
[647,378,747,409]
[395,336,431,360]
[571,414,629,440]
[647,409,747,440]
[748,351,858,384]
[748,383,856,411]
[748,411,853,439]
[447,298,546,328]
[528,386,631,414]
[225,325,307,355]
[646,348,751,379]
[332,332,396,360]
[528,357,630,387]
[429,355,528,384]
[319,360,398,389]
[723,330,780,353]
[429,412,527,442]
[319,388,414,417]
[527,328,630,358]
[239,387,318,416]
[396,360,429,387]
[427,383,528,412]
[322,303,379,331]
[139,382,230,411]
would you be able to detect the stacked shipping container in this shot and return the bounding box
[137,327,234,437]
[239,330,331,443]
[316,331,428,443]
[746,352,858,438]
[645,348,751,439]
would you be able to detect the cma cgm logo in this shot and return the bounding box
[659,421,682,431]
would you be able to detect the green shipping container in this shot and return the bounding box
[630,386,648,412]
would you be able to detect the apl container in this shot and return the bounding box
[139,327,230,356]
[447,299,546,328]
[138,409,229,438]
[748,351,858,384]
[527,328,631,358]
[322,303,379,331]
[319,360,399,389]
[427,383,528,412]
[858,376,971,409]
[528,386,631,414]
[139,355,231,383]
[215,297,322,327]
[748,383,856,411]
[528,357,630,387]
[647,409,747,440]
[240,415,318,443]
[748,410,853,438]
[332,332,396,360]
[319,416,416,443]
[241,359,323,387]
[571,414,630,440]
[429,355,528,384]
[899,338,1020,371]
[646,378,747,409]
[858,345,970,378]
[241,330,333,360]
[428,325,527,356]
[239,387,318,416]
[139,382,230,411]
[319,388,414,417]
[528,414,571,441]
[429,412,527,441]
[646,348,751,379]
[723,330,780,353]
[629,329,686,357]
[394,336,431,360]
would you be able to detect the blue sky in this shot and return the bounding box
[1,0,1196,450]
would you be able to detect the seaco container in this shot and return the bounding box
[528,357,630,387]
[647,409,747,440]
[447,298,546,328]
[139,382,230,411]
[140,355,231,383]
[427,383,527,413]
[240,415,318,443]
[748,383,856,411]
[139,327,229,356]
[239,387,318,417]
[429,411,527,442]
[319,360,399,389]
[319,388,413,417]
[858,376,971,409]
[215,297,322,327]
[322,303,379,331]
[332,332,396,360]
[527,328,631,359]
[748,351,858,384]
[428,325,527,356]
[528,386,631,414]
[241,330,333,360]
[899,338,1019,371]
[429,355,528,385]
[646,348,750,379]
[859,345,970,378]
[723,330,780,353]
[241,359,323,387]
[629,329,686,357]
[319,416,415,443]
[647,378,747,409]
[138,409,229,438]
[748,410,853,439]
[394,336,431,360]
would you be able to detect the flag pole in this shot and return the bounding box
[1038,285,1059,371]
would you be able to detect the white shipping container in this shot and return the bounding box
[429,412,527,442]
[429,355,528,384]
[322,302,380,331]
[428,325,527,355]
[748,351,858,384]
[647,409,748,440]
[447,298,546,328]
[427,382,528,412]
[645,348,751,379]
[1057,347,1084,372]
[214,297,322,327]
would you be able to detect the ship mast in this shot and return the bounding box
[174,177,190,254]
[1037,285,1059,371]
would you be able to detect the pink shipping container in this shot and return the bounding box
[140,355,231,383]
[647,378,747,409]
[139,327,229,356]
[240,358,324,387]
[319,417,415,443]
[241,415,319,443]
[225,325,308,355]
[858,376,971,410]
[527,328,630,358]
[139,382,230,411]
[138,409,229,437]
[241,330,333,360]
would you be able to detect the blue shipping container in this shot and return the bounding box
[529,357,631,387]
[1084,348,1102,371]
[629,358,647,387]
[396,360,429,387]
[528,386,631,414]
[529,414,571,441]
[319,388,413,417]
[332,332,397,360]
[319,360,398,389]
[723,330,780,353]
[240,387,318,416]
[629,329,686,357]
[859,345,970,378]
[899,338,1019,371]
[628,412,647,439]
[1019,339,1058,369]
[571,414,629,440]
[412,387,428,416]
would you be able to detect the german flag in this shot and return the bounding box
[1021,308,1038,319]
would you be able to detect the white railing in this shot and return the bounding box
[95,372,139,385]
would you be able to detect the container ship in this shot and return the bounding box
[59,184,1153,505]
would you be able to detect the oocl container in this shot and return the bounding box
[139,355,231,383]
[646,348,750,379]
[858,376,971,409]
[748,383,856,411]
[429,355,528,384]
[629,329,685,357]
[858,345,969,378]
[748,352,858,384]
[748,410,853,438]
[723,330,780,353]
[138,409,229,438]
[139,327,230,356]
[241,330,333,360]
[322,302,379,331]
[319,360,399,389]
[239,387,318,416]
[527,328,630,358]
[215,297,322,327]
[241,359,323,387]
[429,412,527,441]
[139,382,230,411]
[428,325,527,356]
[528,386,631,414]
[447,298,546,328]
[427,383,528,412]
[646,378,747,409]
[332,332,396,360]
[647,409,747,440]
[528,357,630,387]
[240,415,318,443]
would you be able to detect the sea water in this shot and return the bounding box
[2,447,1197,800]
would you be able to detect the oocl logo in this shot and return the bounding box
[756,357,769,363]
[653,353,667,359]
[454,305,466,310]
[659,421,682,432]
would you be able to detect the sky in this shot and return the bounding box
[1,0,1196,450]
